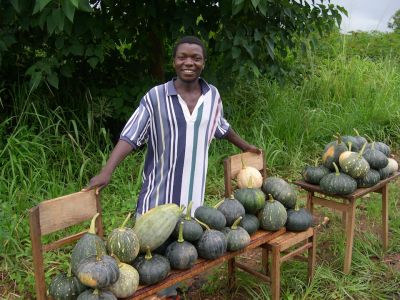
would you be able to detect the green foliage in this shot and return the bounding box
[388,9,400,32]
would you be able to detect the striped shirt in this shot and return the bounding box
[120,78,230,215]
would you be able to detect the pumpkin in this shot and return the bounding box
[216,195,245,226]
[342,135,361,152]
[239,214,260,235]
[71,213,107,276]
[386,158,398,175]
[222,217,251,251]
[339,142,370,178]
[166,221,198,270]
[195,218,227,260]
[153,236,175,256]
[77,289,117,300]
[262,176,297,209]
[194,203,226,230]
[236,156,263,189]
[367,141,390,157]
[234,177,265,214]
[108,256,139,298]
[106,212,139,263]
[356,169,381,188]
[76,242,120,289]
[285,206,313,232]
[320,162,357,195]
[172,201,203,242]
[258,194,287,231]
[133,246,171,285]
[301,164,330,185]
[352,128,368,151]
[378,165,391,180]
[362,142,388,170]
[48,267,87,300]
[133,204,182,252]
[322,135,348,171]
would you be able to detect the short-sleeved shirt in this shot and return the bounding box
[120,78,230,215]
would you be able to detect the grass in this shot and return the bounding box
[1,38,400,298]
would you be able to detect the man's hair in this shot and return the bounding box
[172,36,207,59]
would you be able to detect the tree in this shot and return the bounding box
[388,9,400,32]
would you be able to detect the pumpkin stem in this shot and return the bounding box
[267,194,275,202]
[294,203,300,211]
[88,213,99,234]
[365,133,374,143]
[214,199,224,209]
[347,142,352,152]
[67,265,72,277]
[240,155,246,169]
[247,176,254,188]
[185,201,193,220]
[231,216,243,230]
[120,212,132,229]
[332,162,340,175]
[358,142,368,157]
[177,221,185,243]
[145,246,152,260]
[93,289,100,295]
[195,218,211,231]
[229,194,235,200]
[111,253,123,267]
[353,128,361,137]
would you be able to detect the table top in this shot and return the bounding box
[294,171,400,200]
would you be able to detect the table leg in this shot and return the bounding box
[228,257,236,289]
[271,247,281,300]
[342,199,348,229]
[382,184,389,251]
[307,192,314,213]
[344,200,356,274]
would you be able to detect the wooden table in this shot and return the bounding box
[123,228,286,300]
[294,171,400,274]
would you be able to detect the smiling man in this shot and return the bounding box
[84,36,260,216]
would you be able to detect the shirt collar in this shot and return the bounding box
[166,77,210,96]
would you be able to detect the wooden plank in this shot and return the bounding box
[312,196,349,212]
[343,201,356,274]
[43,231,88,252]
[269,228,313,251]
[235,262,271,282]
[227,152,265,179]
[382,184,389,250]
[39,190,98,235]
[280,243,312,263]
[125,228,285,300]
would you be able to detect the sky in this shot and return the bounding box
[329,0,400,32]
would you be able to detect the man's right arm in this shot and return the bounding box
[82,139,134,194]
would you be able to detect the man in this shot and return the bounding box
[84,35,259,215]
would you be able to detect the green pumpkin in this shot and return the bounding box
[48,267,87,300]
[258,194,287,231]
[222,217,251,251]
[234,177,265,214]
[320,162,357,195]
[71,213,107,276]
[77,289,117,300]
[133,204,182,252]
[108,258,139,298]
[302,164,330,185]
[166,221,198,270]
[342,135,361,152]
[367,141,390,157]
[262,177,297,209]
[356,169,381,188]
[378,165,391,180]
[106,212,140,263]
[322,135,348,171]
[195,219,227,260]
[77,250,120,289]
[362,143,388,170]
[352,128,368,152]
[285,206,313,232]
[339,142,370,178]
[133,247,171,285]
[239,214,259,235]
[216,195,245,226]
[172,201,203,242]
[194,204,226,230]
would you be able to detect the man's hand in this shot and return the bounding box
[82,171,112,195]
[243,144,262,155]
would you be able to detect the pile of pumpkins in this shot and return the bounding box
[302,131,399,195]
[48,161,313,300]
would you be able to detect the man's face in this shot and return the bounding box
[173,43,205,83]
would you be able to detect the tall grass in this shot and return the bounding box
[1,43,400,298]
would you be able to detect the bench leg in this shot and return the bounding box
[344,201,356,274]
[228,257,236,289]
[271,247,281,300]
[382,184,389,251]
[308,231,316,282]
[262,246,270,276]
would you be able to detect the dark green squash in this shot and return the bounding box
[153,236,175,256]
[320,162,357,195]
[48,267,87,300]
[71,213,106,276]
[367,141,390,157]
[132,247,171,285]
[262,177,297,209]
[258,194,287,231]
[106,212,140,263]
[342,135,361,152]
[352,128,368,152]
[239,214,260,235]
[356,169,381,188]
[216,195,245,226]
[77,289,117,300]
[322,135,348,171]
[338,142,370,178]
[302,163,331,185]
[76,242,120,289]
[234,177,265,214]
[194,203,226,230]
[362,142,388,170]
[222,217,251,251]
[195,219,227,260]
[285,206,313,232]
[378,165,391,180]
[172,201,203,242]
[166,221,198,270]
[108,256,139,298]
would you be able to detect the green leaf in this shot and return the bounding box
[70,0,79,8]
[62,0,75,22]
[0,41,7,51]
[258,0,267,16]
[266,38,274,60]
[39,0,53,11]
[29,72,42,90]
[32,1,41,14]
[55,37,64,49]
[10,0,20,13]
[69,43,84,55]
[232,46,241,59]
[232,0,245,16]
[52,8,65,31]
[46,14,56,34]
[250,0,260,9]
[254,29,262,41]
[78,0,93,13]
[47,72,59,88]
[87,57,99,68]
